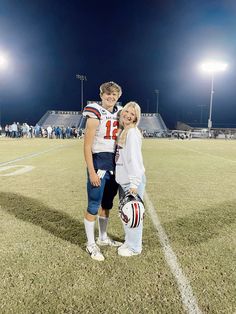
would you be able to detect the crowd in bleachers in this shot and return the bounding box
[0,122,83,139]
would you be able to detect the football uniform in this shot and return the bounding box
[83,102,122,214]
[83,102,122,171]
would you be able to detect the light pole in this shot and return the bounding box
[154,89,159,114]
[76,74,87,111]
[146,99,149,113]
[200,61,227,137]
[208,73,214,131]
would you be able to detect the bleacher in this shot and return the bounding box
[139,113,168,136]
[37,110,168,137]
[37,110,82,128]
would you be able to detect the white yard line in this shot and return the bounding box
[172,142,236,163]
[0,144,73,167]
[0,165,35,176]
[144,191,202,314]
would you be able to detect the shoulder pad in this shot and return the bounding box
[83,103,102,120]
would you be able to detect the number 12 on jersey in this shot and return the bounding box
[104,120,119,140]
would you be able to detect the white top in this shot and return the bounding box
[83,102,121,154]
[115,127,145,188]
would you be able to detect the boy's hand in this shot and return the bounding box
[89,172,101,186]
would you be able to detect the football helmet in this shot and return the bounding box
[119,192,145,228]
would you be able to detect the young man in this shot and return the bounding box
[83,81,123,261]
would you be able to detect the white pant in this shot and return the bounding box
[119,175,146,253]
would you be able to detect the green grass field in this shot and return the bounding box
[0,137,235,314]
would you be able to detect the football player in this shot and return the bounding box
[83,81,123,261]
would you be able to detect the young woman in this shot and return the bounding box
[115,101,146,256]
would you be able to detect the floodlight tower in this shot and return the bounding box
[76,74,87,111]
[200,61,227,137]
[154,89,159,114]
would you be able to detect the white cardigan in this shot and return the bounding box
[115,127,145,188]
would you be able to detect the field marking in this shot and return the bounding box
[171,142,236,163]
[0,143,75,167]
[0,165,34,176]
[144,191,202,314]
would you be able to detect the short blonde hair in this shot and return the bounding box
[118,101,142,146]
[100,81,122,97]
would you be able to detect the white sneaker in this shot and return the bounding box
[96,237,123,247]
[118,246,140,257]
[86,244,105,261]
[118,242,129,251]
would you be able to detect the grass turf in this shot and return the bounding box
[0,137,235,313]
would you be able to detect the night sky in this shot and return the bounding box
[1,0,236,129]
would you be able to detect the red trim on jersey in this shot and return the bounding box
[84,107,101,119]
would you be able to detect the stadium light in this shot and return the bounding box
[200,61,228,73]
[76,74,87,111]
[200,61,228,137]
[0,53,9,70]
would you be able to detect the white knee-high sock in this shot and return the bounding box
[98,216,108,241]
[84,218,96,246]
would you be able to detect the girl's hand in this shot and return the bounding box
[129,188,137,195]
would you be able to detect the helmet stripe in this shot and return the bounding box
[137,203,141,226]
[130,204,135,228]
[133,202,139,228]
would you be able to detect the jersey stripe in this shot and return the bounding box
[84,106,101,119]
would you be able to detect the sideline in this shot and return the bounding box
[144,191,202,314]
[0,143,76,167]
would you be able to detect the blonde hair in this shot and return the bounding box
[99,81,122,97]
[118,101,141,146]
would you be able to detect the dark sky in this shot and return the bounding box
[1,0,236,128]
